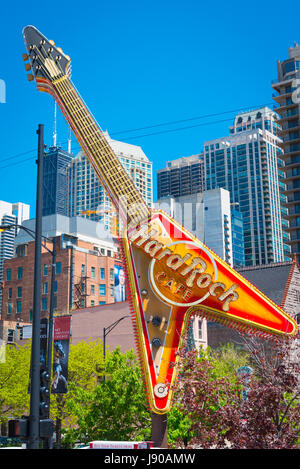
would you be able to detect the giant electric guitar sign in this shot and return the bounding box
[123,212,297,412]
[23,26,298,414]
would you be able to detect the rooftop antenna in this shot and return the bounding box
[53,101,57,147]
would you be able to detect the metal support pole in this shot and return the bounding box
[43,236,56,449]
[151,412,168,449]
[28,124,44,449]
[102,316,129,381]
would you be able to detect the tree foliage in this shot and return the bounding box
[0,341,31,423]
[171,336,300,449]
[62,347,150,446]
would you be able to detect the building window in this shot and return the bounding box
[56,262,62,274]
[110,268,114,281]
[44,264,48,276]
[17,266,23,279]
[91,285,95,295]
[16,300,22,314]
[6,269,11,281]
[99,284,106,296]
[91,300,95,307]
[8,287,12,299]
[7,329,15,343]
[99,301,106,305]
[81,264,85,275]
[110,284,114,296]
[91,266,95,279]
[17,286,22,298]
[197,319,203,340]
[7,302,12,315]
[100,268,105,280]
[54,281,58,293]
[42,297,47,311]
[43,282,48,294]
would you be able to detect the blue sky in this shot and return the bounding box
[1,0,300,215]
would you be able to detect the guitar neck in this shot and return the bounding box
[51,75,151,225]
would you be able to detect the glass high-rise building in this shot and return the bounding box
[272,42,300,261]
[231,208,245,267]
[204,107,290,266]
[0,201,30,315]
[43,146,73,217]
[157,154,205,199]
[67,132,152,233]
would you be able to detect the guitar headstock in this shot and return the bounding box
[22,25,71,90]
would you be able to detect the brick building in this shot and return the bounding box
[0,215,119,343]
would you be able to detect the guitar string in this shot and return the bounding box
[55,80,147,223]
[35,43,150,224]
[54,80,150,223]
[37,46,149,224]
[51,72,150,222]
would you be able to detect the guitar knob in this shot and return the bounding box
[24,63,31,71]
[27,74,34,82]
[152,338,162,347]
[151,316,162,327]
[154,383,168,398]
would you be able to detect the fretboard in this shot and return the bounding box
[51,75,151,225]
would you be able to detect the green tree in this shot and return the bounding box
[62,346,151,447]
[0,341,31,424]
[49,339,104,446]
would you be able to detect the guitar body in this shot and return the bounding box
[22,25,298,415]
[121,210,297,413]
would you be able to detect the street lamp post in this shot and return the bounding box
[29,123,44,449]
[103,315,130,380]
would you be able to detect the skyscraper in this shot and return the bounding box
[67,132,152,232]
[204,107,289,266]
[272,42,300,261]
[43,146,73,217]
[157,154,204,200]
[0,201,30,314]
[156,188,234,266]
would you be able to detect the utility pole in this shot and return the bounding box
[28,124,44,449]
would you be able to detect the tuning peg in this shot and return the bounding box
[27,74,34,82]
[22,53,29,61]
[49,40,55,46]
[24,63,31,71]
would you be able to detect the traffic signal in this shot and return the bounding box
[8,419,28,438]
[40,368,50,418]
[39,419,54,438]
